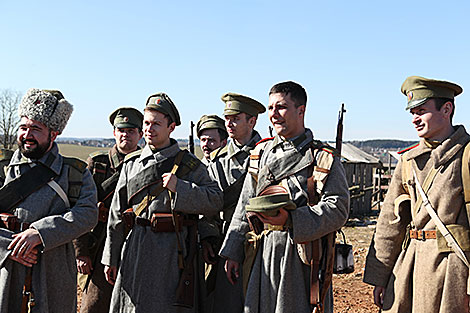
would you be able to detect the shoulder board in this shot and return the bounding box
[398,143,419,155]
[210,145,228,160]
[63,156,87,173]
[181,151,201,170]
[256,137,274,146]
[311,141,340,157]
[124,149,142,162]
[89,150,109,159]
[321,146,338,157]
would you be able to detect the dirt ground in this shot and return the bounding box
[333,220,377,313]
[78,220,378,313]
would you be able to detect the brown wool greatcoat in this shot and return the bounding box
[364,125,470,313]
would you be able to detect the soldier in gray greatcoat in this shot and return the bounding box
[0,88,98,313]
[74,107,143,313]
[196,114,227,165]
[101,92,223,313]
[201,93,265,313]
[220,81,349,313]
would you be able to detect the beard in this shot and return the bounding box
[18,133,52,159]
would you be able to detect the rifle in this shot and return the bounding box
[311,103,346,313]
[335,103,346,155]
[173,218,198,308]
[188,121,195,154]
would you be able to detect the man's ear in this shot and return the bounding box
[298,104,306,118]
[442,101,453,119]
[50,130,59,142]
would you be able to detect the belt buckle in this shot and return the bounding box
[417,230,426,241]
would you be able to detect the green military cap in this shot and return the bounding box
[401,76,463,110]
[196,114,227,138]
[221,92,266,117]
[245,185,296,217]
[145,92,181,126]
[109,107,144,129]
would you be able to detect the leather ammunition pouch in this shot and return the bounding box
[246,212,264,235]
[122,208,136,229]
[0,213,30,232]
[97,202,109,223]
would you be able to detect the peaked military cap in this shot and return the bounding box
[109,107,144,129]
[222,92,265,117]
[145,92,181,126]
[401,76,463,110]
[245,185,296,217]
[196,114,227,138]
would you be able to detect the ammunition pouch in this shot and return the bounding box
[122,208,136,229]
[246,212,264,235]
[0,213,30,232]
[98,202,109,223]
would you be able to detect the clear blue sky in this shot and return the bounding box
[1,0,470,141]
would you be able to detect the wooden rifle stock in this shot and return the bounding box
[173,219,197,308]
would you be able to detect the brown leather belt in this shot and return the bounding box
[135,214,195,233]
[264,223,288,231]
[409,229,437,240]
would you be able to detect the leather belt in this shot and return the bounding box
[409,229,437,240]
[135,216,195,232]
[0,213,30,232]
[264,223,288,231]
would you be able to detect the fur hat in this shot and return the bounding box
[19,88,73,134]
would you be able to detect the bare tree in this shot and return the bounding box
[0,89,21,149]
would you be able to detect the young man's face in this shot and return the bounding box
[113,127,143,154]
[199,128,226,159]
[17,116,58,159]
[143,109,175,149]
[410,99,452,140]
[224,112,256,141]
[268,92,305,139]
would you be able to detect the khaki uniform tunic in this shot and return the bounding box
[74,144,132,313]
[102,141,223,313]
[364,125,470,313]
[219,130,350,313]
[0,143,98,313]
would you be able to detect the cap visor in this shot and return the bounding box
[406,98,428,110]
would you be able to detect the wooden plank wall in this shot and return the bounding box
[343,162,375,216]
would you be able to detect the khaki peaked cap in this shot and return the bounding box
[401,76,463,110]
[222,92,265,117]
[245,185,296,217]
[145,92,181,126]
[109,107,144,129]
[196,114,227,138]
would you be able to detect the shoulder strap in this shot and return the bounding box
[63,157,87,207]
[248,140,271,183]
[124,149,142,162]
[210,145,228,161]
[0,164,57,213]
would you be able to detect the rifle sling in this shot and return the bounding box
[0,163,56,213]
[223,172,247,210]
[100,170,121,201]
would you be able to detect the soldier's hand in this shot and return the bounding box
[8,248,38,267]
[77,255,93,275]
[8,228,42,260]
[225,259,239,285]
[202,240,217,265]
[104,265,117,285]
[162,173,177,193]
[257,208,289,226]
[373,285,385,309]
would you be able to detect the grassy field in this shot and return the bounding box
[58,144,109,161]
[57,143,204,161]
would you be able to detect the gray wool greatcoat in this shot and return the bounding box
[364,125,470,313]
[203,131,261,313]
[219,129,350,313]
[101,141,223,313]
[0,143,98,313]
